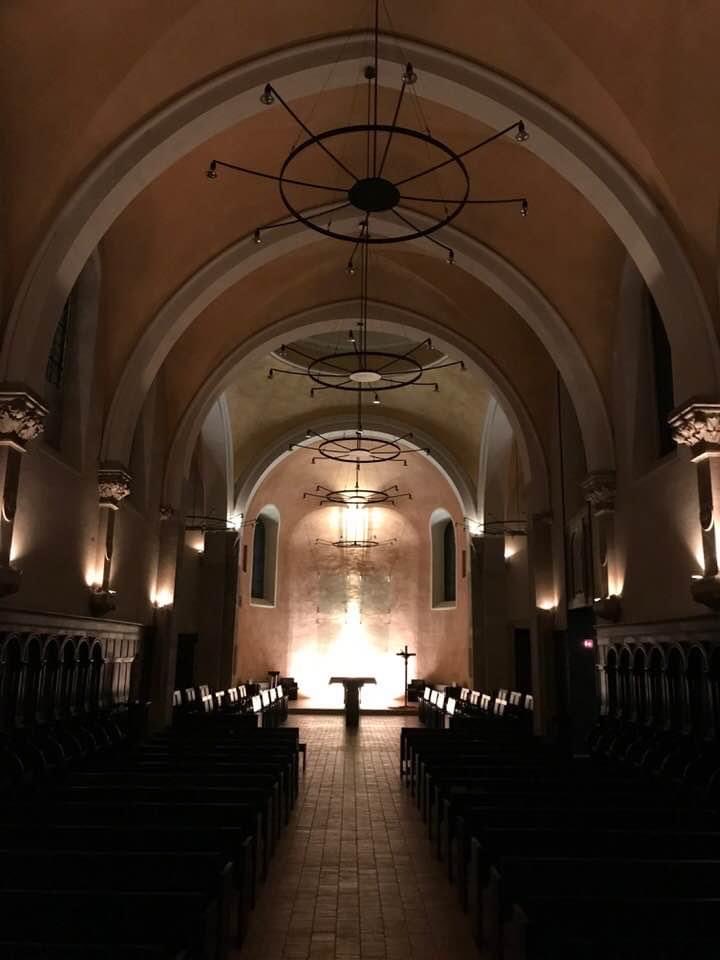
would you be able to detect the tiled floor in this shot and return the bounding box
[239,714,479,959]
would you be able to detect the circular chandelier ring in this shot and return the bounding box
[316,435,404,464]
[278,124,470,244]
[307,350,424,392]
[323,488,393,505]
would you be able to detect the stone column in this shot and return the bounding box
[470,533,511,692]
[582,472,622,622]
[89,465,131,616]
[198,528,240,691]
[668,400,720,610]
[0,387,47,597]
[526,512,556,736]
[148,504,184,730]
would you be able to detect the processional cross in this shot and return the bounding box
[396,644,417,707]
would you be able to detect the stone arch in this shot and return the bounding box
[161,300,550,514]
[5,34,715,409]
[233,415,475,522]
[103,216,611,480]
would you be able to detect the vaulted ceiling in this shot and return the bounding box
[3,1,718,506]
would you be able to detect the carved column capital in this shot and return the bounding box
[0,387,48,452]
[581,472,616,514]
[97,465,132,509]
[669,399,720,461]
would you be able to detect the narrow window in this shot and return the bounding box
[251,517,266,600]
[442,520,456,602]
[44,297,72,449]
[648,294,674,457]
[431,509,457,607]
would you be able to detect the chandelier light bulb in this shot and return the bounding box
[253,228,263,244]
[346,260,356,276]
[515,121,530,143]
[206,161,218,179]
[402,62,418,85]
[348,330,356,343]
[260,83,275,105]
[372,393,381,405]
[520,199,529,218]
[446,249,455,265]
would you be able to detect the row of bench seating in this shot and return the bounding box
[401,722,720,958]
[173,682,289,727]
[419,685,534,734]
[0,694,302,958]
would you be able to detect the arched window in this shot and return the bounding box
[647,292,675,458]
[442,521,456,603]
[251,518,266,600]
[250,505,279,605]
[44,296,72,449]
[430,509,456,607]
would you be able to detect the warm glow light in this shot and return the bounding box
[85,564,103,589]
[504,535,522,561]
[186,530,205,554]
[467,518,482,537]
[150,587,174,609]
[342,504,368,542]
[229,513,244,531]
[537,598,557,611]
[287,570,407,709]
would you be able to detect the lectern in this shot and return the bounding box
[329,677,376,727]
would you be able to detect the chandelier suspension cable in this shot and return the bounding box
[291,387,430,465]
[267,238,465,396]
[303,458,412,507]
[205,1,530,252]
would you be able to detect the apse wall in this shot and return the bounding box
[234,447,470,701]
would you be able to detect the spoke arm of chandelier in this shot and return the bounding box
[392,209,455,259]
[267,85,360,182]
[392,121,525,189]
[424,359,466,371]
[381,377,440,388]
[371,339,432,374]
[399,193,528,209]
[207,159,349,194]
[278,344,354,374]
[256,201,353,237]
[271,368,354,379]
[311,380,353,395]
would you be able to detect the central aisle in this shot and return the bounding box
[239,715,478,959]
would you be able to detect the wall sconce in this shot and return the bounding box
[690,575,720,611]
[88,586,117,617]
[582,638,594,650]
[537,599,557,612]
[593,594,622,622]
[151,587,174,610]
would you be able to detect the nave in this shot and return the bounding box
[242,715,475,960]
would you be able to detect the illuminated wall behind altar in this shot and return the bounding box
[234,447,470,704]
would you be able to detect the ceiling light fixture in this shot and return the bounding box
[303,462,411,507]
[206,1,529,259]
[292,393,430,465]
[267,239,464,397]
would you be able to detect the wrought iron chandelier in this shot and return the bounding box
[205,1,529,262]
[303,462,411,507]
[292,391,429,465]
[315,535,397,550]
[268,239,464,398]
